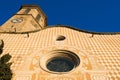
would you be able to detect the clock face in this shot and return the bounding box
[11,18,23,23]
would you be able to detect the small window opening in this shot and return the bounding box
[56,35,66,41]
[36,14,41,22]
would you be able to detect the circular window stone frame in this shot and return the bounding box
[39,50,80,74]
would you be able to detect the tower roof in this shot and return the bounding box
[19,4,47,18]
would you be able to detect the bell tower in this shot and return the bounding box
[0,5,47,33]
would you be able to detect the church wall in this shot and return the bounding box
[0,26,120,80]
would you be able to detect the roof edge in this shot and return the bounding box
[0,25,120,35]
[19,4,47,17]
[19,4,40,9]
[47,25,120,35]
[22,4,40,7]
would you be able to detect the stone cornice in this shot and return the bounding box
[0,25,120,35]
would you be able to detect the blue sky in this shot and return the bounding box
[0,0,120,32]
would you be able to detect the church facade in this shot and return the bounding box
[0,5,120,80]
